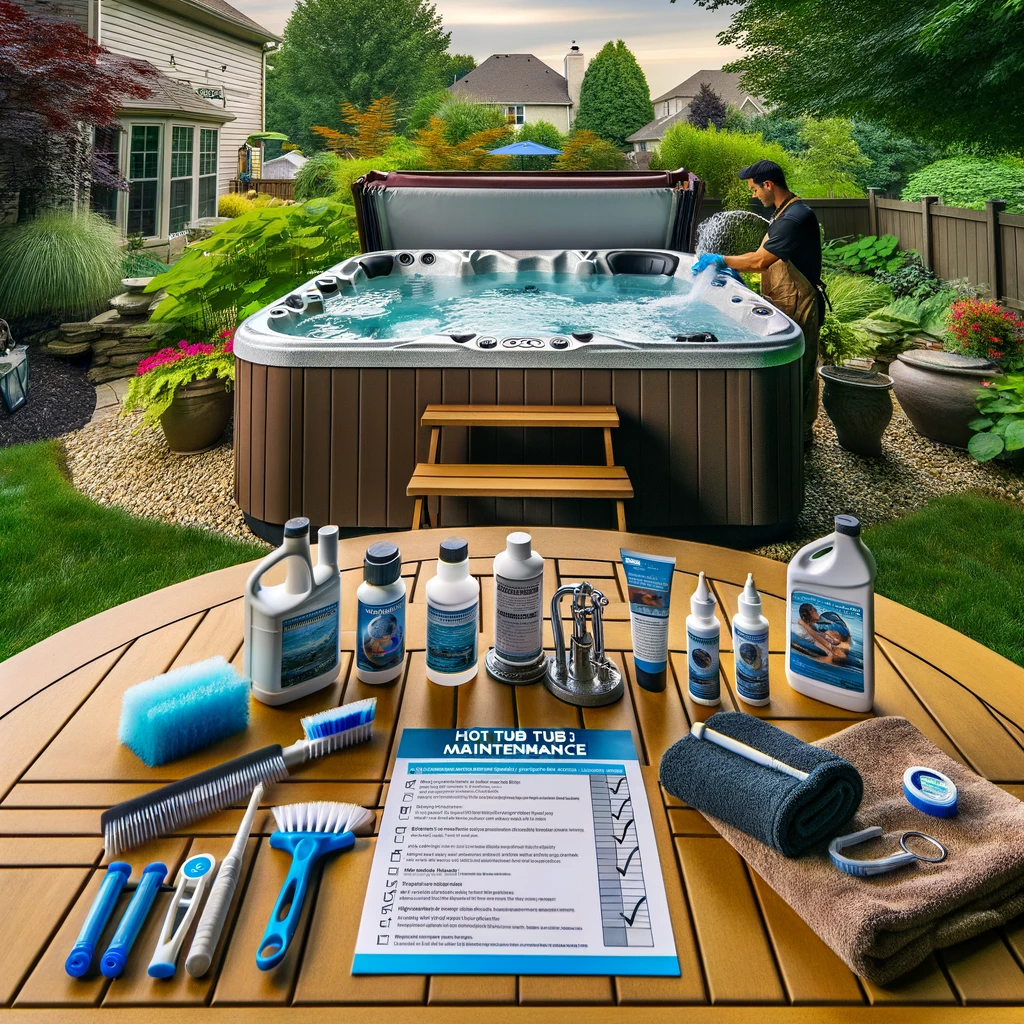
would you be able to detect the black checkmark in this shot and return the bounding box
[611,798,630,820]
[614,819,635,844]
[609,776,627,795]
[616,845,640,876]
[620,896,647,927]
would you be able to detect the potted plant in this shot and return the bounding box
[889,298,1024,448]
[122,330,234,454]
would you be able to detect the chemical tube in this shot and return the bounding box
[620,549,676,692]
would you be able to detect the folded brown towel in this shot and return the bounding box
[708,716,1024,984]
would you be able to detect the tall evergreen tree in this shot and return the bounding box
[572,41,654,150]
[687,83,728,130]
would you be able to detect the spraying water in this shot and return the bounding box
[696,210,770,257]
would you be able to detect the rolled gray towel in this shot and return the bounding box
[659,711,863,857]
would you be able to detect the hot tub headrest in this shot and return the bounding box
[352,169,704,254]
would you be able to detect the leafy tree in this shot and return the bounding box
[849,121,938,195]
[412,117,511,171]
[687,83,728,130]
[553,130,628,171]
[407,89,448,134]
[515,121,565,169]
[684,0,1024,154]
[0,0,154,216]
[434,97,511,146]
[745,112,805,154]
[792,117,868,198]
[312,96,398,158]
[441,54,476,85]
[266,0,451,154]
[572,41,654,149]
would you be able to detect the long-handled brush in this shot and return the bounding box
[101,698,376,856]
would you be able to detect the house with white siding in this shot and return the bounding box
[16,0,278,243]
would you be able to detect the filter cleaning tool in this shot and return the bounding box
[100,862,167,978]
[257,801,375,971]
[119,656,251,767]
[904,766,959,817]
[829,826,947,877]
[186,783,264,977]
[102,698,376,856]
[148,854,217,978]
[690,720,810,781]
[65,862,132,977]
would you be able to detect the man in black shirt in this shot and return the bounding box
[692,160,824,439]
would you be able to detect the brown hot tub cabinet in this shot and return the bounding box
[234,170,804,544]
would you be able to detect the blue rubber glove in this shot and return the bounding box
[692,253,726,274]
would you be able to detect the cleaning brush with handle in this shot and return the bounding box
[257,801,375,971]
[102,698,376,856]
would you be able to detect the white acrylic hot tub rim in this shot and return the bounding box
[233,249,805,371]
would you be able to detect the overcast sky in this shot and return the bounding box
[233,0,743,98]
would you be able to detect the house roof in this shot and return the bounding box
[448,54,572,105]
[117,63,237,122]
[653,69,764,111]
[149,0,280,43]
[626,109,689,143]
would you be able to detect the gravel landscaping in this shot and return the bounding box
[0,349,96,449]
[61,399,1024,559]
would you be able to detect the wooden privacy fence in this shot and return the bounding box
[696,198,870,241]
[229,178,295,201]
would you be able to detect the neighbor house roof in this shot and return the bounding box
[448,54,572,105]
[116,62,237,122]
[653,69,764,111]
[261,152,308,179]
[627,109,689,144]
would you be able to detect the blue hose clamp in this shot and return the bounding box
[904,766,959,817]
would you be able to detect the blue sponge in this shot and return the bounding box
[119,656,251,766]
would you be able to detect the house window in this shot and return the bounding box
[638,141,647,152]
[505,104,525,125]
[90,125,121,223]
[169,126,194,234]
[198,128,219,218]
[127,125,160,237]
[663,102,671,117]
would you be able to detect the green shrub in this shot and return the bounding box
[901,157,1024,214]
[294,151,343,200]
[824,234,903,274]
[657,123,793,208]
[968,374,1024,462]
[514,121,564,169]
[0,210,123,319]
[435,96,509,145]
[217,192,255,218]
[144,198,357,339]
[873,252,940,300]
[553,130,627,171]
[822,272,893,323]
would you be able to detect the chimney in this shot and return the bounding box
[564,42,584,127]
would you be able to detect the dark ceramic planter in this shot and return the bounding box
[159,375,233,455]
[819,365,894,457]
[889,350,1000,449]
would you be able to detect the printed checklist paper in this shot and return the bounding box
[352,728,679,976]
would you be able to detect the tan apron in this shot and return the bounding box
[759,197,822,432]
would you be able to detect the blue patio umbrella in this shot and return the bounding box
[489,139,562,169]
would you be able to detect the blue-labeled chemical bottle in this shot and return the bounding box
[425,537,479,686]
[356,542,406,685]
[732,573,770,706]
[686,572,721,707]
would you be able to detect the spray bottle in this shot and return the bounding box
[686,572,721,707]
[786,515,875,713]
[245,518,341,706]
[732,574,770,706]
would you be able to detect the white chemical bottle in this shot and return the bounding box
[686,572,721,706]
[732,574,770,706]
[786,514,875,713]
[356,541,406,685]
[425,537,480,686]
[486,532,546,684]
[245,517,341,706]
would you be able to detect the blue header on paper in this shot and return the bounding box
[396,728,638,762]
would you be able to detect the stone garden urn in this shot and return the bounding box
[888,350,1000,449]
[818,364,894,457]
[159,375,233,455]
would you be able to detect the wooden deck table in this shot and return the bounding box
[3,526,1024,1022]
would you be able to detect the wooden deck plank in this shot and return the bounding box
[861,954,958,1005]
[454,670,516,730]
[0,837,103,866]
[514,679,583,729]
[666,809,718,836]
[622,654,689,768]
[941,933,1024,1005]
[386,654,457,780]
[675,837,786,1005]
[428,976,517,1006]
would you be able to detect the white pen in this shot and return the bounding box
[690,721,810,781]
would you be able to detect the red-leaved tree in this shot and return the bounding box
[0,0,155,215]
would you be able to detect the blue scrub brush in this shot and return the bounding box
[101,697,377,856]
[119,656,251,767]
[257,801,375,971]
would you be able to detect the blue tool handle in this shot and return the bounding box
[100,862,167,978]
[65,862,132,978]
[256,832,354,971]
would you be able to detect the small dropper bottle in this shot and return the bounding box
[732,573,770,706]
[686,572,721,706]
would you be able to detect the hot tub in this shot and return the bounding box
[234,171,804,543]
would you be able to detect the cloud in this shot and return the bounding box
[440,3,620,26]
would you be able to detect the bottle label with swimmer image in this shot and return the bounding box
[734,624,769,703]
[280,602,339,689]
[789,591,865,693]
[687,630,720,703]
[426,601,479,674]
[357,597,405,674]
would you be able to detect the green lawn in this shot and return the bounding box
[865,492,1024,669]
[0,440,267,663]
